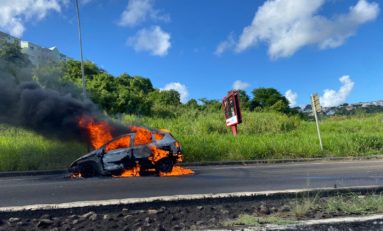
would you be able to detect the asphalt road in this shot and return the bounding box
[1,160,383,207]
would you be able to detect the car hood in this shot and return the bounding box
[69,149,99,167]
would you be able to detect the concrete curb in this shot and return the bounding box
[0,169,67,177]
[1,185,383,217]
[300,214,383,226]
[2,155,383,177]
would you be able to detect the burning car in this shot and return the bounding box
[69,127,187,177]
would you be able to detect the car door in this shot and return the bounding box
[131,133,152,159]
[102,134,134,171]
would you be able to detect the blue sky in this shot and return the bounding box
[0,0,382,107]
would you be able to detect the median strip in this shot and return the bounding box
[2,185,383,230]
[1,185,383,213]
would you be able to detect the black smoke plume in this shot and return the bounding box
[0,61,130,143]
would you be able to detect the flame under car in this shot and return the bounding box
[69,130,183,177]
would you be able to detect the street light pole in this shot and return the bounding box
[75,0,90,152]
[75,0,87,99]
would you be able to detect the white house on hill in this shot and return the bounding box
[0,31,69,66]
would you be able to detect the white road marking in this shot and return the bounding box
[255,214,383,231]
[0,185,382,213]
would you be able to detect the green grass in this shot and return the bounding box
[125,112,383,162]
[0,125,86,171]
[223,214,295,227]
[325,193,383,215]
[291,193,320,218]
[222,193,383,228]
[1,111,383,171]
[291,193,383,218]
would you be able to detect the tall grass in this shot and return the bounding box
[0,125,86,171]
[0,112,382,171]
[124,112,383,162]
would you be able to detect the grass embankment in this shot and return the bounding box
[126,112,383,162]
[224,193,383,227]
[0,112,382,171]
[0,125,86,171]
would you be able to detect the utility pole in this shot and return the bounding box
[75,0,91,152]
[75,0,87,99]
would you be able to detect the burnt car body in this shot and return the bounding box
[69,131,182,177]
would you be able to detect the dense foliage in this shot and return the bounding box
[58,60,301,117]
[0,40,30,66]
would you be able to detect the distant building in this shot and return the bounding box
[374,100,383,106]
[0,31,70,66]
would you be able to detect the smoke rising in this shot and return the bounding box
[0,60,130,143]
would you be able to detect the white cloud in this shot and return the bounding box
[215,33,235,56]
[162,82,189,103]
[232,80,251,91]
[285,90,298,107]
[233,0,379,59]
[0,0,65,37]
[127,26,171,56]
[320,75,354,107]
[118,0,169,27]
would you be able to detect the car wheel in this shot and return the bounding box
[122,156,136,169]
[79,162,98,178]
[69,165,80,175]
[155,157,173,173]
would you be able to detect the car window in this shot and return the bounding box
[154,132,165,141]
[133,129,152,146]
[105,135,132,152]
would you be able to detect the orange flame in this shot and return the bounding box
[130,126,152,146]
[71,172,82,179]
[77,116,193,177]
[160,166,194,176]
[119,165,141,177]
[105,136,131,152]
[154,132,165,141]
[78,116,113,149]
[148,146,169,163]
[117,166,194,177]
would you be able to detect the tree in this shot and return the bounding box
[129,76,154,94]
[251,88,289,113]
[0,40,30,65]
[62,60,104,85]
[199,98,221,111]
[0,40,32,83]
[236,90,250,110]
[185,99,199,109]
[150,90,181,106]
[85,72,156,115]
[86,72,117,113]
[113,74,155,115]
